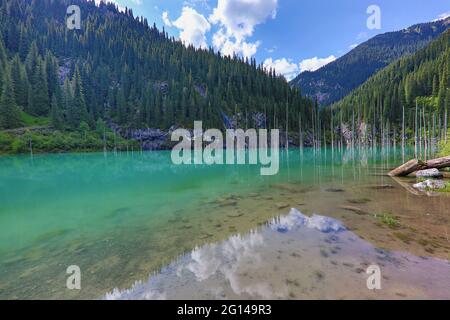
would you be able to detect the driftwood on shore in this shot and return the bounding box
[388,156,450,177]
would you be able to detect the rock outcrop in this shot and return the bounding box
[413,179,445,190]
[415,169,443,179]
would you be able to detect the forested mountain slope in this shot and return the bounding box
[330,30,449,140]
[0,0,312,138]
[291,18,449,106]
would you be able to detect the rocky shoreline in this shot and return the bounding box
[412,168,450,193]
[106,114,317,151]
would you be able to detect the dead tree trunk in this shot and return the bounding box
[388,156,450,177]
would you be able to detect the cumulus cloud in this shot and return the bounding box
[212,28,259,58]
[162,11,172,26]
[263,58,299,81]
[209,0,278,58]
[164,7,211,49]
[263,54,337,79]
[210,0,278,42]
[299,55,336,73]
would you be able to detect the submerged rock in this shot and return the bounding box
[368,184,395,190]
[325,188,345,193]
[413,179,445,190]
[415,169,443,179]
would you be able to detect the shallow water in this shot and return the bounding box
[0,148,449,299]
[105,209,450,300]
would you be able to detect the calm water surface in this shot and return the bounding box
[0,148,449,299]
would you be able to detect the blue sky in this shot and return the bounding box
[99,0,450,80]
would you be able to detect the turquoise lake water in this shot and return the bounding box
[1,147,449,299]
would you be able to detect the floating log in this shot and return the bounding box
[388,156,450,177]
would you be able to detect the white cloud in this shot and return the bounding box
[162,11,172,27]
[209,0,278,58]
[348,43,358,50]
[299,55,336,73]
[210,0,278,42]
[263,58,299,81]
[164,7,211,49]
[212,28,259,58]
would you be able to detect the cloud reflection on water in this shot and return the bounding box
[105,208,450,300]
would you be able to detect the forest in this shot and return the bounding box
[327,30,449,156]
[0,0,448,155]
[0,0,314,154]
[290,18,449,106]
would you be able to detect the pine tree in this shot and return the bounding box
[30,61,50,116]
[0,66,22,129]
[25,42,39,80]
[18,25,29,61]
[116,87,127,125]
[10,55,29,109]
[0,34,7,90]
[67,66,88,128]
[50,95,63,130]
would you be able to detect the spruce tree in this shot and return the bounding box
[30,61,50,116]
[68,66,88,128]
[0,35,7,90]
[50,95,63,130]
[0,67,22,129]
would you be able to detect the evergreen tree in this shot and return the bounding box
[0,34,7,90]
[50,95,63,130]
[10,55,29,109]
[0,67,22,129]
[67,66,88,128]
[30,61,50,116]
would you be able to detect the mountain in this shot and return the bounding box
[0,0,313,153]
[290,17,450,106]
[330,29,449,141]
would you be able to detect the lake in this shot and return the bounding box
[0,147,449,299]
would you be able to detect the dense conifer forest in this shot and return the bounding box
[328,30,449,152]
[0,0,312,153]
[0,0,310,129]
[291,18,449,106]
[0,0,448,155]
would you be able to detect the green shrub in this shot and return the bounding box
[438,130,450,157]
[378,213,400,229]
[0,127,139,155]
[0,132,13,153]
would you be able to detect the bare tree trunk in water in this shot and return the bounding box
[402,105,405,162]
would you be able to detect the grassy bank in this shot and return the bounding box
[0,128,138,155]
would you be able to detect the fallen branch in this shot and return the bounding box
[388,156,450,177]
